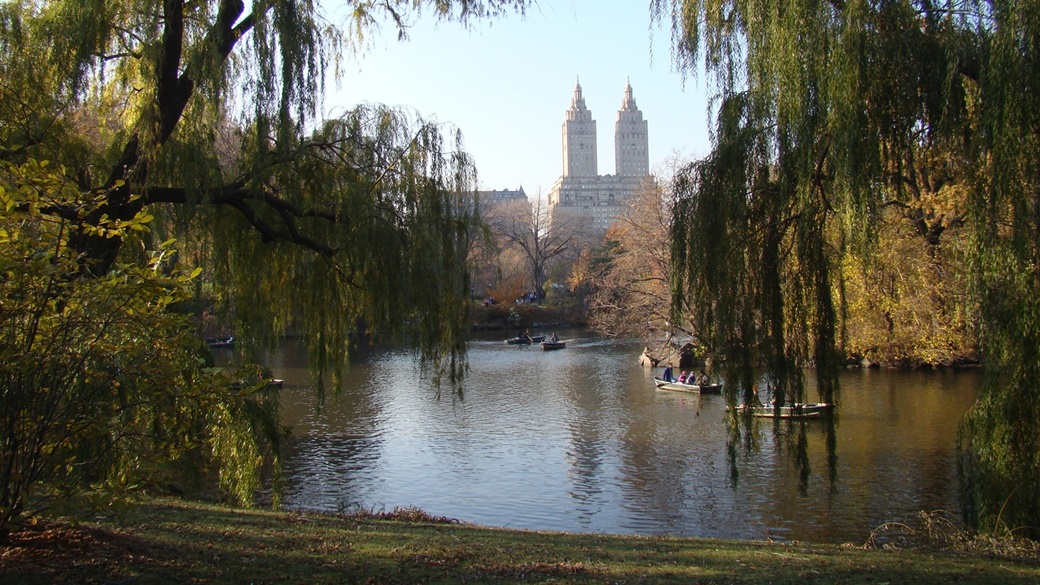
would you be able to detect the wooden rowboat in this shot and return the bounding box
[504,334,546,345]
[732,403,833,419]
[540,340,566,350]
[653,377,723,394]
[207,335,235,349]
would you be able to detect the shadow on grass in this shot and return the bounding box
[2,498,1038,584]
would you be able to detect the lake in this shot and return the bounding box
[256,330,979,544]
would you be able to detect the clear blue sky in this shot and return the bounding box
[324,1,712,195]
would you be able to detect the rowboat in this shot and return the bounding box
[207,335,235,349]
[231,378,284,390]
[504,334,546,345]
[653,377,723,394]
[732,402,833,419]
[540,340,566,350]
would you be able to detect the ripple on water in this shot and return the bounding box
[271,336,979,543]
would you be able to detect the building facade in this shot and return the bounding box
[477,186,528,212]
[547,80,650,237]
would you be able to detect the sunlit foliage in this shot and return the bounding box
[0,159,281,535]
[0,0,528,384]
[841,205,975,367]
[654,0,1040,535]
[586,178,673,340]
[0,0,529,531]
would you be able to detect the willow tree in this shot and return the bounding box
[654,0,1040,536]
[1,0,528,382]
[0,0,527,529]
[0,158,289,534]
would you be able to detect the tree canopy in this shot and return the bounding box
[1,0,529,379]
[0,0,529,532]
[0,158,284,534]
[585,178,673,340]
[485,195,578,302]
[655,0,1040,536]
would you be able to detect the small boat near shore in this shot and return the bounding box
[231,378,284,390]
[540,340,567,350]
[731,402,833,419]
[207,336,235,349]
[653,377,723,394]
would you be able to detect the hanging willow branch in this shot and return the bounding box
[657,0,1040,536]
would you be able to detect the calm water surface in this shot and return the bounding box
[260,331,978,544]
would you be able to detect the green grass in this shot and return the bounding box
[2,498,1037,584]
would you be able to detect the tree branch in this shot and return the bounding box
[144,183,340,257]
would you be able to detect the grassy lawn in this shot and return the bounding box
[1,498,1038,584]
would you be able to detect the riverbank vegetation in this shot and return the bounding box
[582,159,976,370]
[3,497,1038,584]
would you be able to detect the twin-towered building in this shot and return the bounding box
[479,79,652,238]
[547,79,651,237]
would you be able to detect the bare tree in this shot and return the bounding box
[586,178,672,339]
[487,194,578,301]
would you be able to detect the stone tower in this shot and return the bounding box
[548,79,652,239]
[561,79,598,177]
[614,80,649,177]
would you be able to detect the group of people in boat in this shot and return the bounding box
[512,331,560,344]
[661,363,709,385]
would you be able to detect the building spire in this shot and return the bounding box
[571,77,587,111]
[562,77,597,177]
[620,79,637,111]
[615,78,648,178]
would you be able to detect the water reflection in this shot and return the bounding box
[264,334,979,544]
